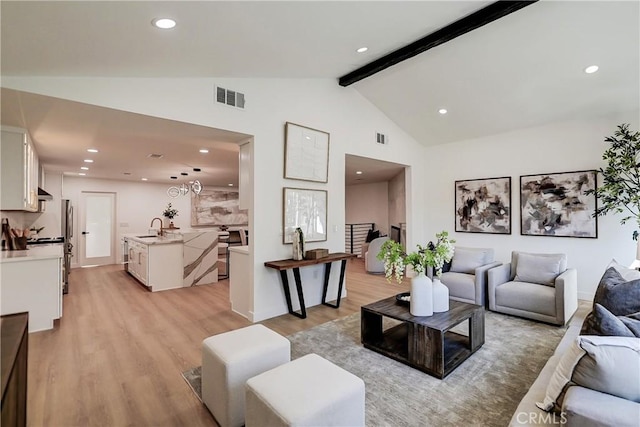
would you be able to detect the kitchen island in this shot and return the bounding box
[123,229,219,292]
[1,245,63,332]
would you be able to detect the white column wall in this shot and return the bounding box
[3,77,427,321]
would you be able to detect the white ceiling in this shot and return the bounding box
[1,1,638,186]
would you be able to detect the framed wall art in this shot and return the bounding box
[283,187,327,244]
[520,170,597,238]
[284,122,330,183]
[191,189,248,227]
[455,176,511,234]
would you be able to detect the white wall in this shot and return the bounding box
[345,182,389,234]
[4,76,427,321]
[388,169,406,229]
[424,112,640,300]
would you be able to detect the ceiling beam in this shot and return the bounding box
[338,0,539,87]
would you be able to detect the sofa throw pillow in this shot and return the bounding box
[592,267,640,316]
[580,304,639,337]
[607,259,640,282]
[450,248,488,274]
[537,336,640,413]
[514,252,565,286]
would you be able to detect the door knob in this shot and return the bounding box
[82,231,89,235]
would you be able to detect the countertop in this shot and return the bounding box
[1,245,63,263]
[122,234,183,245]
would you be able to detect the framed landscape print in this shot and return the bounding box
[520,170,597,238]
[284,122,330,183]
[283,187,327,244]
[455,177,511,234]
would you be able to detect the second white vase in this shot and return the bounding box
[432,277,450,312]
[410,273,433,316]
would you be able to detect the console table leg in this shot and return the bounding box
[279,270,306,319]
[321,262,332,306]
[292,267,307,319]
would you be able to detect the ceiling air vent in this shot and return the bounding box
[376,132,388,145]
[216,85,246,110]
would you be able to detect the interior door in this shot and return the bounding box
[79,192,116,266]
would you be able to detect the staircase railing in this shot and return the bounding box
[345,223,375,256]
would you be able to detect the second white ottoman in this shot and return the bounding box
[245,353,365,427]
[202,324,290,427]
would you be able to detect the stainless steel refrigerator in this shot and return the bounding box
[61,199,73,294]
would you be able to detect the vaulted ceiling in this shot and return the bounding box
[1,1,638,185]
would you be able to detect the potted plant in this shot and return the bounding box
[377,231,455,316]
[585,123,640,243]
[162,203,178,228]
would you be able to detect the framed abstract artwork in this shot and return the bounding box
[455,177,511,234]
[520,170,597,238]
[191,189,248,226]
[283,187,327,244]
[284,122,330,183]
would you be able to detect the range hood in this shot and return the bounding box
[38,187,53,201]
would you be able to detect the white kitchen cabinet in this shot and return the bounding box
[124,237,182,292]
[0,126,39,212]
[1,246,63,332]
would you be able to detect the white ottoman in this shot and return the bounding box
[245,353,365,427]
[202,324,290,427]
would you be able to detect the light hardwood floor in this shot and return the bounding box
[27,259,409,426]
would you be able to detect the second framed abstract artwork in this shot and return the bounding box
[520,170,597,238]
[455,177,511,234]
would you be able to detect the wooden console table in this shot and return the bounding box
[264,253,357,319]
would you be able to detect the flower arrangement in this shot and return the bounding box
[377,231,455,284]
[163,203,178,219]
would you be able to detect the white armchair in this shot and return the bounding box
[433,247,501,306]
[364,236,389,274]
[488,251,578,325]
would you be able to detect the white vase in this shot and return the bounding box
[410,273,433,316]
[432,277,449,312]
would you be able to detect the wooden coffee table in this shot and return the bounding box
[361,296,485,379]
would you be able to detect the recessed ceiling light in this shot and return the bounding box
[181,172,188,176]
[87,148,98,153]
[78,173,86,176]
[199,149,209,154]
[584,65,599,74]
[228,183,234,186]
[170,176,177,180]
[356,171,363,175]
[81,167,89,170]
[193,168,201,172]
[84,159,94,163]
[152,18,176,29]
[438,108,448,115]
[356,47,368,53]
[141,178,148,181]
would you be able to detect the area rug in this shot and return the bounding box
[182,310,571,427]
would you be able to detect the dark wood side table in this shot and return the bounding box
[361,297,484,379]
[264,253,357,319]
[1,312,29,427]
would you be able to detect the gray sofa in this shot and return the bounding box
[509,304,640,426]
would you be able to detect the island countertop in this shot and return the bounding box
[122,234,183,245]
[0,245,63,263]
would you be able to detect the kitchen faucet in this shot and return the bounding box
[150,217,164,236]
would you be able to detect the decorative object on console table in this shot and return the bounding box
[377,231,455,316]
[305,248,329,260]
[292,228,304,261]
[283,122,330,183]
[520,170,597,238]
[283,187,327,243]
[455,176,511,234]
